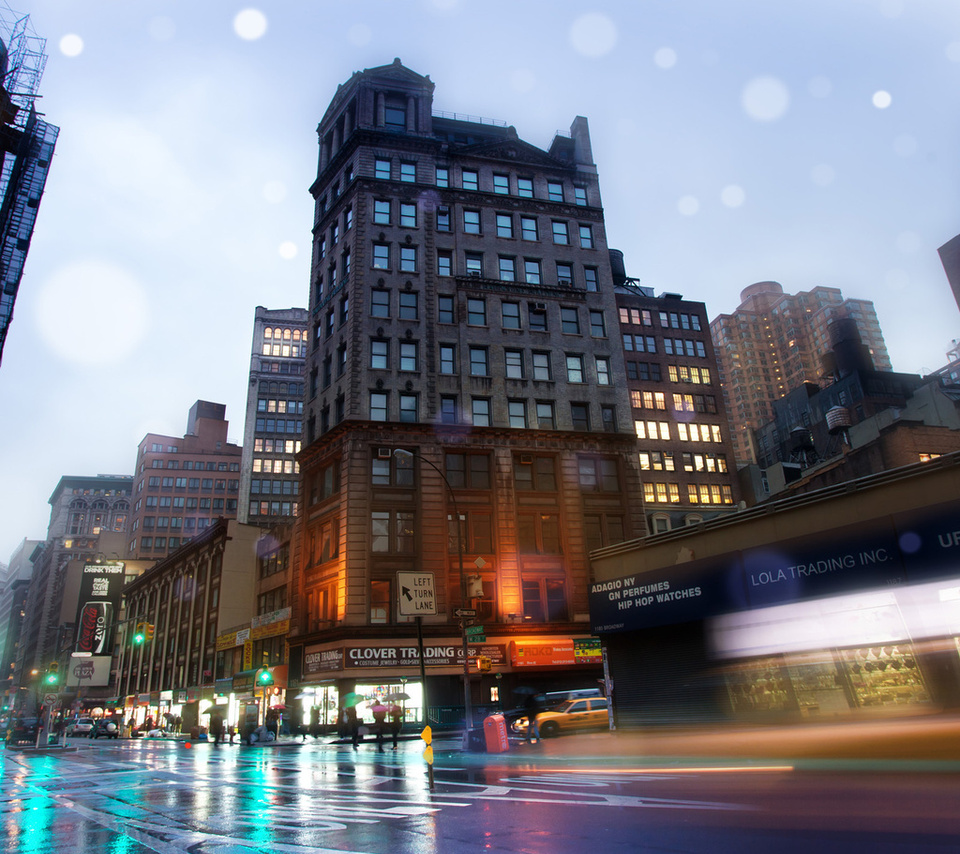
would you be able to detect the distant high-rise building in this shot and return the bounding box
[237,307,308,526]
[0,538,39,710]
[127,401,242,560]
[938,233,960,316]
[0,6,58,366]
[612,251,741,532]
[710,281,891,466]
[290,60,642,716]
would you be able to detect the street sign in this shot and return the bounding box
[42,693,58,708]
[465,624,485,636]
[454,608,477,618]
[397,572,437,616]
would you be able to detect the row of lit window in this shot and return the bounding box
[619,308,702,331]
[635,420,724,443]
[257,398,304,415]
[630,390,718,414]
[642,482,734,504]
[144,476,238,490]
[252,438,301,454]
[261,343,308,358]
[249,501,298,517]
[639,451,729,473]
[263,327,307,341]
[252,458,299,474]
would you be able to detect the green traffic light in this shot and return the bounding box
[44,672,58,685]
[133,632,145,645]
[257,669,273,686]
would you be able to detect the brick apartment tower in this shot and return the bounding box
[291,60,644,711]
[127,401,242,560]
[710,281,891,467]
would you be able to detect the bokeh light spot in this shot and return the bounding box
[279,242,298,260]
[234,9,267,41]
[741,76,790,122]
[721,185,745,208]
[678,195,700,216]
[811,164,835,187]
[59,34,84,58]
[262,181,287,204]
[569,13,618,58]
[654,47,677,69]
[36,260,148,366]
[872,90,892,109]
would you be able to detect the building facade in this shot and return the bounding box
[0,538,39,712]
[710,280,891,466]
[290,60,642,726]
[613,260,740,533]
[237,307,308,526]
[127,401,243,561]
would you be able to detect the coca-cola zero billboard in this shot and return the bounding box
[74,560,125,655]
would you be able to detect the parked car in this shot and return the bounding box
[90,718,120,739]
[65,717,95,736]
[511,697,610,738]
[5,716,39,744]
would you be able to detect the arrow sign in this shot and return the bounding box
[454,608,477,618]
[397,572,437,616]
[423,745,434,765]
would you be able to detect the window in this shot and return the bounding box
[467,298,486,326]
[574,186,587,206]
[400,162,416,182]
[523,259,542,284]
[502,301,521,329]
[370,339,388,369]
[370,392,388,421]
[436,205,451,231]
[547,181,564,202]
[551,220,569,244]
[579,224,594,248]
[536,401,556,429]
[623,334,656,352]
[532,351,551,380]
[440,344,456,374]
[399,341,418,371]
[465,252,483,277]
[508,399,527,428]
[518,514,564,558]
[589,310,606,337]
[596,356,611,385]
[437,251,452,277]
[520,216,538,241]
[498,256,516,282]
[399,245,417,272]
[371,289,390,317]
[529,304,547,332]
[635,420,671,440]
[469,346,489,376]
[375,159,391,179]
[384,104,406,129]
[560,307,580,334]
[505,349,524,379]
[517,177,534,198]
[371,510,415,554]
[579,457,620,492]
[440,396,459,424]
[570,402,590,430]
[566,354,585,383]
[463,209,481,234]
[372,243,389,269]
[445,452,492,489]
[556,262,573,286]
[493,173,509,194]
[601,405,617,432]
[399,393,418,422]
[399,291,418,319]
[496,213,513,238]
[400,203,417,228]
[472,397,491,426]
[436,166,449,187]
[370,452,413,487]
[438,295,455,323]
[374,199,390,224]
[584,267,599,292]
[462,169,479,190]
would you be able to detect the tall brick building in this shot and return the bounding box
[290,60,643,723]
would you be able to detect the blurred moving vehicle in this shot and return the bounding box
[90,718,120,739]
[4,717,39,743]
[511,697,610,738]
[65,717,95,736]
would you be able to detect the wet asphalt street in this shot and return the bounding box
[3,732,960,853]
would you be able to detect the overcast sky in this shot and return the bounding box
[1,0,959,562]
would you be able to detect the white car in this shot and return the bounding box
[65,717,95,736]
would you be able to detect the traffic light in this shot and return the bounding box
[145,623,155,642]
[44,662,59,686]
[257,668,274,688]
[133,622,146,645]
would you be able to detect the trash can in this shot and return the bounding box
[483,714,509,753]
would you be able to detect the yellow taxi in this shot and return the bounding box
[512,697,610,738]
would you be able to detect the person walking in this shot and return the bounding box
[524,693,541,744]
[372,705,387,752]
[209,709,224,745]
[345,705,360,750]
[389,705,402,750]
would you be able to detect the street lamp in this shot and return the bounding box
[394,448,475,735]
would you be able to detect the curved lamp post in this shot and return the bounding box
[394,449,473,735]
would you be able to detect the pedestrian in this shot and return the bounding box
[389,705,402,750]
[310,706,321,740]
[209,709,224,745]
[372,705,387,752]
[524,693,541,744]
[345,705,360,749]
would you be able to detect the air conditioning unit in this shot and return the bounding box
[558,279,572,286]
[468,271,481,278]
[532,302,547,311]
[376,447,392,459]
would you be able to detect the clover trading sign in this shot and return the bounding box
[397,572,437,617]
